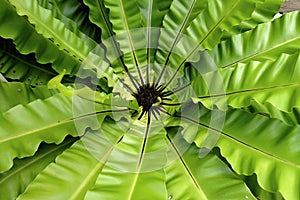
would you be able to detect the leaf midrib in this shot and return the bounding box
[222,31,300,68]
[166,134,208,200]
[0,139,74,184]
[69,135,122,200]
[182,0,241,64]
[96,0,124,58]
[198,82,300,99]
[180,116,300,170]
[118,0,144,84]
[218,131,300,169]
[95,0,130,75]
[0,109,117,144]
[3,50,57,76]
[11,0,87,61]
[96,0,114,37]
[163,0,197,66]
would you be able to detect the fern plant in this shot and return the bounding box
[1,0,300,199]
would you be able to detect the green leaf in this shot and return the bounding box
[0,137,76,200]
[102,0,143,40]
[166,135,255,199]
[193,53,300,115]
[82,0,126,77]
[156,0,265,73]
[8,0,95,62]
[158,0,208,46]
[83,0,151,84]
[137,0,172,28]
[7,0,116,86]
[245,100,300,126]
[37,0,102,43]
[155,0,207,70]
[0,93,114,173]
[210,11,300,68]
[86,168,167,200]
[0,0,79,75]
[190,107,300,200]
[0,82,56,112]
[245,174,285,200]
[47,70,130,107]
[17,119,125,200]
[82,0,114,42]
[85,120,168,199]
[136,0,172,71]
[221,0,284,39]
[104,0,146,84]
[0,37,57,85]
[36,0,100,46]
[78,47,121,87]
[184,0,265,50]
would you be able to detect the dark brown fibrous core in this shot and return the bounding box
[133,84,161,112]
[131,83,177,120]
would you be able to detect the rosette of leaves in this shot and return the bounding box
[1,0,300,199]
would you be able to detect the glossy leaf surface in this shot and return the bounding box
[2,0,300,199]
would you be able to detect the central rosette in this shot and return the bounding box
[132,83,162,113]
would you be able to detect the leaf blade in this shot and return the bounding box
[17,120,124,200]
[0,0,79,75]
[0,137,76,200]
[192,53,300,123]
[0,93,114,173]
[190,107,300,200]
[166,133,255,200]
[85,120,168,200]
[210,11,300,68]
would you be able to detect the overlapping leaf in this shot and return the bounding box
[155,0,207,73]
[245,174,285,200]
[1,0,300,199]
[0,0,79,75]
[184,0,265,50]
[103,0,147,84]
[187,107,300,200]
[0,137,76,200]
[7,0,119,86]
[83,0,126,77]
[210,11,300,68]
[8,0,95,61]
[0,82,56,112]
[136,0,172,83]
[0,93,116,173]
[245,100,300,126]
[36,0,100,46]
[0,37,57,85]
[17,120,123,200]
[166,134,256,199]
[156,0,267,80]
[37,0,102,43]
[222,0,284,39]
[192,53,300,124]
[84,120,168,199]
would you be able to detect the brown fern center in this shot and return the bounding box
[132,84,161,112]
